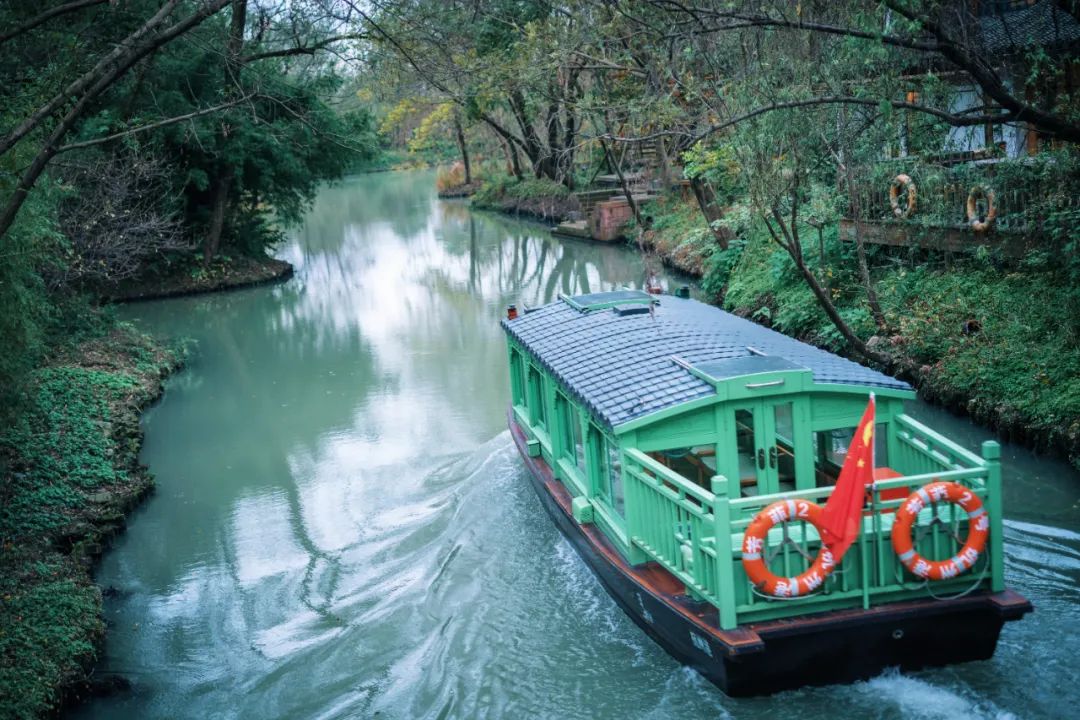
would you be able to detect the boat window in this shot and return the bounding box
[557,394,585,474]
[649,445,716,489]
[509,349,525,407]
[772,402,796,493]
[528,365,547,429]
[815,426,855,486]
[593,428,625,517]
[735,407,758,496]
[606,440,625,516]
[814,423,890,486]
[571,408,585,473]
[875,423,889,467]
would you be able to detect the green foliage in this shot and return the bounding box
[0,189,57,423]
[0,556,102,720]
[700,239,747,301]
[638,195,743,291]
[473,175,568,206]
[49,11,381,263]
[2,357,144,540]
[0,325,181,719]
[681,144,744,205]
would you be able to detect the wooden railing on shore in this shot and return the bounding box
[621,414,1004,629]
[842,163,1078,253]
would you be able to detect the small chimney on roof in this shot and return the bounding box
[506,304,518,320]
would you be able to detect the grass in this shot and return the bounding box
[635,195,719,277]
[0,323,183,719]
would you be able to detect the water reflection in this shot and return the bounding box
[74,171,1080,720]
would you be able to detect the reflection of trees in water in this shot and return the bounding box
[427,196,667,309]
[424,208,654,310]
[123,173,682,607]
[293,173,437,255]
[120,288,382,587]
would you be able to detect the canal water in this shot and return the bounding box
[74,171,1080,720]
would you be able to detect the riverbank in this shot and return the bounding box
[471,177,578,223]
[104,255,293,302]
[0,324,184,719]
[635,196,1080,470]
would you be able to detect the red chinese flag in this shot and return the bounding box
[819,395,876,561]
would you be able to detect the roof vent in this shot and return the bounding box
[692,355,807,381]
[563,290,655,313]
[613,304,651,316]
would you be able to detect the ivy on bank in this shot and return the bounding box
[0,324,184,719]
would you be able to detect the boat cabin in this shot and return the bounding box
[503,290,1009,631]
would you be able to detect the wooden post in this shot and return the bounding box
[711,474,739,630]
[859,520,871,609]
[983,441,1005,592]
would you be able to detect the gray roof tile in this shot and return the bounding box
[503,294,911,430]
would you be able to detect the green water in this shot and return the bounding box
[74,171,1080,719]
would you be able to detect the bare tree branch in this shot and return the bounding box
[240,32,368,64]
[596,95,1019,146]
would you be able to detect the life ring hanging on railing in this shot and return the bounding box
[891,481,989,581]
[966,185,997,232]
[889,174,917,218]
[741,499,837,598]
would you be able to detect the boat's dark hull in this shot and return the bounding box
[509,412,1032,696]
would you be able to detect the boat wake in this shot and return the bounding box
[76,432,1080,720]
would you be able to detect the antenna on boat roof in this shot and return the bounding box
[670,355,693,371]
[746,346,767,356]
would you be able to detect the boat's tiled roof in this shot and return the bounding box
[502,294,911,429]
[979,2,1080,54]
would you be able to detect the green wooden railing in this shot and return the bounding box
[892,413,985,475]
[621,413,1004,630]
[623,449,726,610]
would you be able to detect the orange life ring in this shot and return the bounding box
[966,186,996,232]
[891,481,989,581]
[889,174,917,218]
[741,499,837,597]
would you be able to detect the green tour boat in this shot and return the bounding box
[501,289,1031,696]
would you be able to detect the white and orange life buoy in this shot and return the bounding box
[891,481,989,581]
[889,174,917,218]
[966,186,997,232]
[741,499,836,597]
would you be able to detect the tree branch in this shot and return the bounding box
[647,3,940,52]
[0,0,108,46]
[55,96,257,154]
[597,95,1018,146]
[0,0,188,159]
[240,33,368,64]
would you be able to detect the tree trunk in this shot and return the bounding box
[838,112,887,332]
[453,110,471,185]
[599,136,643,226]
[655,136,673,188]
[202,0,246,264]
[689,176,730,250]
[507,137,523,180]
[203,172,232,260]
[508,89,557,181]
[763,210,893,368]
